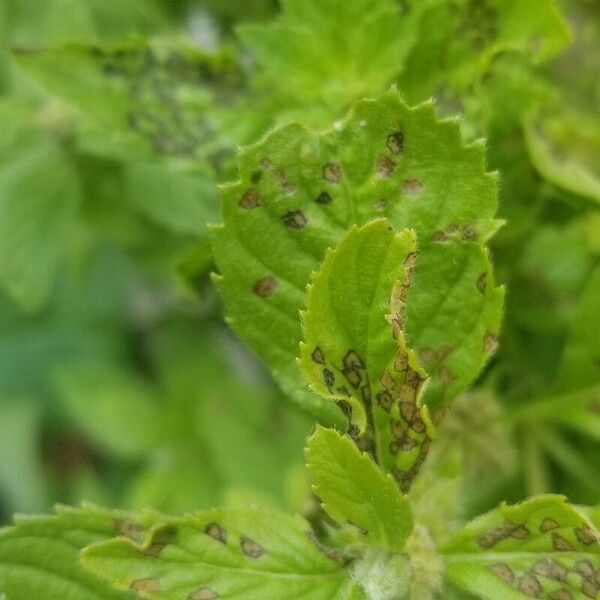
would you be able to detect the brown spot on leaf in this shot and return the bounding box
[477,273,487,294]
[387,131,405,155]
[489,563,515,585]
[239,188,260,209]
[575,526,598,545]
[376,155,395,179]
[552,532,574,551]
[205,523,227,544]
[311,347,325,364]
[438,366,454,387]
[377,391,393,412]
[281,210,308,229]
[260,157,272,171]
[253,277,278,298]
[462,224,479,241]
[484,333,499,354]
[241,535,265,559]
[323,162,342,183]
[336,400,352,420]
[575,560,595,578]
[390,419,406,439]
[131,579,160,594]
[323,368,335,388]
[374,199,388,212]
[343,350,364,370]
[115,519,144,543]
[316,191,333,204]
[418,348,436,366]
[188,588,219,600]
[549,590,573,600]
[540,518,560,532]
[403,179,423,197]
[519,574,542,597]
[343,368,362,388]
[581,579,599,599]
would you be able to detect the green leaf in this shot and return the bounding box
[444,495,600,600]
[524,109,600,204]
[82,507,354,599]
[210,90,503,421]
[0,504,153,599]
[54,364,166,459]
[399,0,570,104]
[300,221,433,490]
[306,425,413,551]
[0,115,81,311]
[238,0,421,124]
[15,39,244,172]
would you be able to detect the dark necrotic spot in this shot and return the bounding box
[316,191,333,205]
[253,277,278,299]
[282,210,308,230]
[323,162,342,183]
[239,188,260,209]
[403,179,423,197]
[323,368,335,388]
[376,155,396,179]
[377,390,393,412]
[240,535,265,559]
[336,400,352,420]
[489,563,515,585]
[462,224,479,241]
[575,560,594,578]
[204,523,228,544]
[188,588,219,600]
[343,350,364,370]
[552,533,574,551]
[387,131,405,155]
[575,526,597,545]
[311,346,325,364]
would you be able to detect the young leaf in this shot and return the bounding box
[210,90,503,421]
[14,39,245,172]
[306,425,413,552]
[238,0,422,123]
[299,220,432,490]
[443,495,600,600]
[0,504,153,599]
[82,507,356,599]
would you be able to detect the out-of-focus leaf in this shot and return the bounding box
[0,113,82,311]
[54,364,166,459]
[210,90,503,421]
[0,400,46,514]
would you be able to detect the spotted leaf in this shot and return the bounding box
[300,220,433,490]
[210,90,503,423]
[443,495,600,600]
[306,425,413,551]
[0,504,156,599]
[82,508,359,599]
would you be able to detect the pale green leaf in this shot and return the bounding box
[14,39,244,172]
[306,425,413,552]
[238,0,422,124]
[82,507,354,599]
[524,109,600,204]
[210,90,504,421]
[0,504,154,599]
[54,364,167,459]
[0,116,81,311]
[299,221,433,490]
[444,495,600,600]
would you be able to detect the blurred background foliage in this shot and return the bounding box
[0,0,598,523]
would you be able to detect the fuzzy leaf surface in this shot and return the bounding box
[300,221,432,489]
[306,425,413,551]
[0,505,153,599]
[210,90,503,421]
[82,507,355,599]
[444,495,600,600]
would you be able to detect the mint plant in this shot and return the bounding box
[1,0,599,598]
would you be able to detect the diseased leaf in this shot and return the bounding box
[238,0,422,124]
[15,39,245,173]
[0,504,153,599]
[444,495,600,600]
[82,507,355,599]
[306,425,413,551]
[210,90,503,421]
[300,221,433,490]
